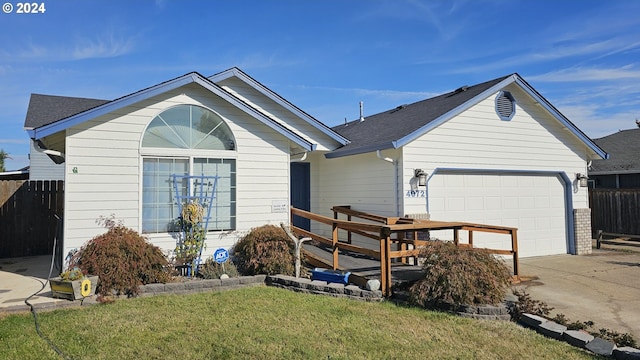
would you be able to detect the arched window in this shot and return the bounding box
[141,105,236,234]
[142,104,235,150]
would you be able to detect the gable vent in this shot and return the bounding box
[496,91,515,121]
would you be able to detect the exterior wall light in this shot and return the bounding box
[414,169,427,186]
[576,173,588,187]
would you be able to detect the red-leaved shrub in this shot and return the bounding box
[69,225,171,297]
[409,241,511,307]
[232,224,295,276]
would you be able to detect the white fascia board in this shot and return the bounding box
[393,76,518,149]
[324,141,394,159]
[209,68,349,146]
[30,75,196,140]
[514,77,608,160]
[193,77,315,152]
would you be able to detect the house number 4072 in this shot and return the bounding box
[405,190,426,198]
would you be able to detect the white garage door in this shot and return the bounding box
[428,173,567,258]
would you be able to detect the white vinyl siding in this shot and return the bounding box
[311,150,401,249]
[403,85,589,216]
[401,86,591,257]
[28,141,65,181]
[62,84,291,257]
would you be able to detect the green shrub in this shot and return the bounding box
[69,225,172,297]
[232,224,295,276]
[198,257,239,279]
[409,241,511,307]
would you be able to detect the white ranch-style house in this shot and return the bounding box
[24,68,606,261]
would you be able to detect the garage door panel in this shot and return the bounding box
[429,173,567,257]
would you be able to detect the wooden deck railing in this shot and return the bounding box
[290,206,519,297]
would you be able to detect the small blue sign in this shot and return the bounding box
[214,248,229,264]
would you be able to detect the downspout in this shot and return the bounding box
[376,150,399,217]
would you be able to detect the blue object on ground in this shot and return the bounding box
[311,268,351,284]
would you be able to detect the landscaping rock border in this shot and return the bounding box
[390,290,511,321]
[265,274,383,301]
[137,275,267,297]
[519,313,640,359]
[137,274,384,302]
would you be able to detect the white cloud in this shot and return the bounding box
[451,39,634,75]
[0,32,135,62]
[529,66,640,83]
[73,34,135,60]
[564,104,639,139]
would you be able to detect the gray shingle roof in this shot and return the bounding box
[328,75,511,157]
[24,94,109,129]
[591,128,640,173]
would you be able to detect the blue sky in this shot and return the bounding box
[1,0,640,171]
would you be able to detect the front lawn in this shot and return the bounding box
[0,286,596,359]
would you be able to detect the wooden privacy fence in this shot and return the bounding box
[0,180,64,258]
[290,205,519,297]
[589,188,640,237]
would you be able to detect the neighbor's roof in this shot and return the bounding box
[590,128,640,174]
[24,94,108,129]
[327,73,607,160]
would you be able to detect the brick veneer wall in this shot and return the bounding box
[574,208,592,255]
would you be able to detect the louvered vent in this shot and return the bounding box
[496,91,515,120]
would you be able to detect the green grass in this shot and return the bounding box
[0,286,597,359]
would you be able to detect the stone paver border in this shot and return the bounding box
[520,313,640,359]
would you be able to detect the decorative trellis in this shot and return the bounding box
[172,174,219,276]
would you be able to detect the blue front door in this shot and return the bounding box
[290,162,310,231]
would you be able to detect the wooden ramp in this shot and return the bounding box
[302,243,425,289]
[291,205,519,296]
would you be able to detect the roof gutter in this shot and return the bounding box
[33,139,65,164]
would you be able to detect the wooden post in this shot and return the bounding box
[379,228,392,296]
[347,213,352,244]
[511,229,519,279]
[453,228,459,246]
[468,230,474,248]
[332,221,339,270]
[400,232,407,264]
[597,229,603,249]
[379,234,387,296]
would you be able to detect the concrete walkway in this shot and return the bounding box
[0,255,74,313]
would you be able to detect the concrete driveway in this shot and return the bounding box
[2,248,640,343]
[0,255,72,313]
[513,247,640,341]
